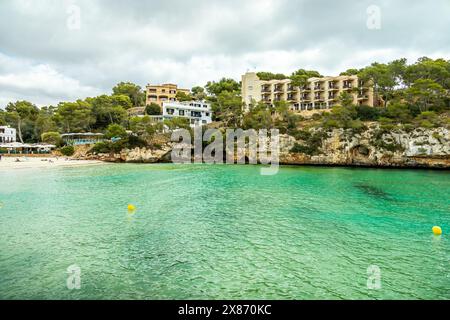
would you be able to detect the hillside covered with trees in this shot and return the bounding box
[0,57,449,155]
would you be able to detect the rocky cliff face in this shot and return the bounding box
[88,145,173,163]
[81,125,449,168]
[280,125,450,168]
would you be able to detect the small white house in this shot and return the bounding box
[0,126,16,143]
[163,101,212,127]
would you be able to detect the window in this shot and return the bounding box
[179,110,185,116]
[203,105,208,108]
[206,112,210,117]
[166,108,175,115]
[202,120,207,124]
[248,86,253,90]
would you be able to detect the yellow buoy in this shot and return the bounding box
[432,226,442,236]
[128,204,136,212]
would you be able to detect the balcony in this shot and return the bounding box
[287,94,297,101]
[261,86,271,93]
[343,82,353,89]
[300,85,311,91]
[274,85,284,92]
[287,85,296,91]
[314,94,324,101]
[357,94,369,100]
[313,84,323,91]
[301,94,310,101]
[328,82,339,90]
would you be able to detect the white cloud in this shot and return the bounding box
[0,54,101,107]
[0,0,449,107]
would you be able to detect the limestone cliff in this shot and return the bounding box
[280,125,449,168]
[81,125,449,168]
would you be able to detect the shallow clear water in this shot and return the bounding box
[0,164,449,300]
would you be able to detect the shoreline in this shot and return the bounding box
[0,156,105,170]
[104,159,450,171]
[1,156,449,171]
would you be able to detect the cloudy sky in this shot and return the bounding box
[1,0,449,107]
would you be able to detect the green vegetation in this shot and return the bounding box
[290,69,322,87]
[60,145,75,156]
[205,78,242,127]
[145,103,162,115]
[256,72,288,81]
[91,135,147,154]
[112,82,145,108]
[41,132,62,146]
[164,117,190,130]
[0,57,448,158]
[290,130,328,156]
[175,91,193,102]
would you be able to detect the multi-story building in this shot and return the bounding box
[0,126,16,143]
[242,72,374,115]
[163,101,212,127]
[146,83,190,108]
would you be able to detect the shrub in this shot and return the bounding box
[385,103,413,123]
[90,136,147,154]
[347,119,365,131]
[415,111,440,128]
[402,123,415,132]
[145,103,162,115]
[356,105,381,121]
[419,120,434,128]
[105,124,127,139]
[291,130,327,155]
[41,132,62,146]
[293,129,311,141]
[91,142,110,154]
[60,145,75,156]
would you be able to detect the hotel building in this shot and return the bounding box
[0,126,16,143]
[242,72,374,115]
[146,83,190,108]
[163,101,212,127]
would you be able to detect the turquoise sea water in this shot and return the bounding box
[0,164,449,300]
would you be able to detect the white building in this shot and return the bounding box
[163,101,213,127]
[0,126,16,143]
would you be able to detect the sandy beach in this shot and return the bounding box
[0,156,104,170]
